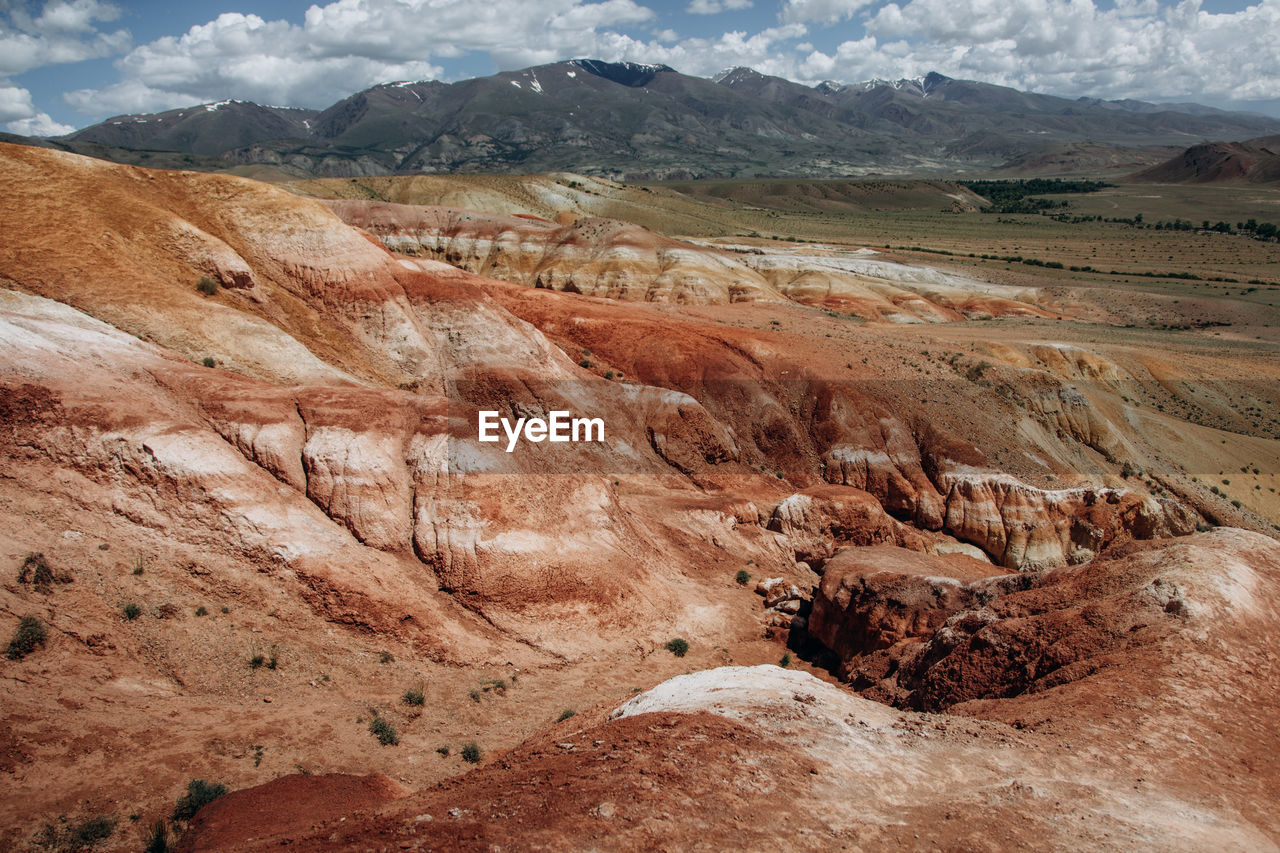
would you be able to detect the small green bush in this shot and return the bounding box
[665,637,689,658]
[201,357,216,368]
[195,276,219,296]
[379,651,394,664]
[779,653,792,668]
[469,689,481,703]
[7,616,46,660]
[370,716,399,746]
[122,603,142,621]
[195,606,208,617]
[557,708,576,722]
[403,689,425,706]
[132,557,146,576]
[461,741,481,763]
[173,779,227,822]
[249,654,265,669]
[735,569,751,585]
[436,745,450,756]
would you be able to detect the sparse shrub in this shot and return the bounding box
[369,716,399,746]
[18,553,54,588]
[1232,500,1243,509]
[579,359,591,368]
[779,653,792,668]
[172,779,227,822]
[144,819,169,853]
[220,606,230,614]
[122,603,141,621]
[195,606,208,617]
[436,745,450,756]
[1120,462,1139,479]
[68,815,116,848]
[249,654,265,669]
[735,569,751,585]
[379,651,394,664]
[461,741,481,763]
[468,689,481,703]
[963,360,993,383]
[201,357,216,368]
[34,814,117,850]
[267,646,279,670]
[665,637,689,657]
[482,678,507,694]
[403,688,425,706]
[195,276,219,296]
[132,557,146,576]
[7,617,47,660]
[557,708,576,722]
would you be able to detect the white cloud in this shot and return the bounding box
[0,0,128,75]
[0,1,129,131]
[585,24,807,79]
[822,0,1280,103]
[687,0,754,15]
[780,0,875,25]
[63,0,661,118]
[6,111,74,135]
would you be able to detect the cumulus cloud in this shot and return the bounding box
[0,0,129,132]
[780,0,875,25]
[21,0,1280,127]
[6,110,74,135]
[0,0,128,75]
[65,0,656,118]
[588,23,808,78]
[686,0,754,15]
[809,0,1280,103]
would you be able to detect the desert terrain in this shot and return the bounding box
[2,139,1279,851]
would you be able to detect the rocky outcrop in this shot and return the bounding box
[766,484,925,566]
[934,468,1197,569]
[329,201,784,304]
[327,200,1053,322]
[807,546,1017,680]
[810,530,1279,714]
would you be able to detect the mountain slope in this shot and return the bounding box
[1131,135,1280,184]
[45,61,1280,179]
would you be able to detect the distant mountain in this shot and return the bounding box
[1130,135,1280,184]
[67,100,318,157]
[41,60,1280,179]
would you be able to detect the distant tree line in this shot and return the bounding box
[959,179,1111,214]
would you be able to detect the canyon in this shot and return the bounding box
[1,140,1279,850]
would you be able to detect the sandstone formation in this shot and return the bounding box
[328,199,1056,321]
[2,142,1278,849]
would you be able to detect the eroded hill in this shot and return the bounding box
[1,142,1279,850]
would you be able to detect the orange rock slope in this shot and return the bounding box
[1,141,1278,849]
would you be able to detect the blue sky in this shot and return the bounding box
[2,0,1277,135]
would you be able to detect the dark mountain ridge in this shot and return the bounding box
[43,59,1280,179]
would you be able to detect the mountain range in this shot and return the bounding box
[20,59,1280,179]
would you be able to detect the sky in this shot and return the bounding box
[2,0,1278,135]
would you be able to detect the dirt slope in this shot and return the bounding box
[1,142,1278,850]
